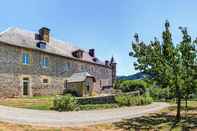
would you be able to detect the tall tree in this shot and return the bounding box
[130,21,197,121]
[178,27,196,117]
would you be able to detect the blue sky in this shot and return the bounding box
[0,0,197,75]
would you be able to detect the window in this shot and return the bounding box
[91,67,94,73]
[22,52,30,65]
[43,78,48,84]
[81,65,85,71]
[64,63,70,71]
[41,56,49,68]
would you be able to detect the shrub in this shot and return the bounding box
[113,80,124,89]
[119,80,148,94]
[115,95,153,106]
[149,86,173,100]
[53,94,78,111]
[114,95,130,106]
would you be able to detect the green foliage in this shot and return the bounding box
[114,80,124,89]
[130,20,197,121]
[115,95,153,106]
[53,94,78,111]
[149,87,173,100]
[118,80,148,94]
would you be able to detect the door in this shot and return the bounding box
[23,77,29,96]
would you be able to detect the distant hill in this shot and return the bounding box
[117,72,153,80]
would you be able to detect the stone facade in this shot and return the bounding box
[0,27,116,97]
[66,77,95,97]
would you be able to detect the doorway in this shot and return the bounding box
[23,77,30,96]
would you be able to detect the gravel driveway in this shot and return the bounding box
[0,102,170,127]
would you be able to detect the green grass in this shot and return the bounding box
[0,97,54,110]
[0,96,121,111]
[0,95,154,111]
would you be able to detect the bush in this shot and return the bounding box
[115,95,153,106]
[53,94,78,111]
[149,87,173,100]
[119,80,148,94]
[114,80,124,89]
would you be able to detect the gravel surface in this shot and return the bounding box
[0,102,170,127]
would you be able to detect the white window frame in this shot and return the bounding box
[22,52,30,65]
[41,55,49,68]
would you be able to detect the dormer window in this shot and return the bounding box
[37,42,47,49]
[72,49,83,58]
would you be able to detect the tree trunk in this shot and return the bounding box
[185,96,188,119]
[176,94,181,121]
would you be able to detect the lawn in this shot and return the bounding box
[0,96,120,111]
[0,94,152,111]
[0,96,54,110]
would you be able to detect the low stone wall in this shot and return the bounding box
[77,91,140,105]
[77,95,115,104]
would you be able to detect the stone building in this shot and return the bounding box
[0,27,116,97]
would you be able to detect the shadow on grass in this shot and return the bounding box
[114,110,197,131]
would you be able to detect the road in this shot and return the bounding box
[0,102,170,127]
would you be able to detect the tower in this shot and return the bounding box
[110,56,117,85]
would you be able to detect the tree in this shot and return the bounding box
[130,20,197,121]
[178,27,196,117]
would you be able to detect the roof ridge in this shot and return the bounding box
[0,27,16,36]
[10,27,82,50]
[0,27,106,66]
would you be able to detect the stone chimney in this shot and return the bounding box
[39,27,50,43]
[89,49,95,57]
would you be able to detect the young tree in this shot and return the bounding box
[130,21,197,121]
[178,27,196,117]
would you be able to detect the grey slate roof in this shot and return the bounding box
[0,27,105,65]
[66,72,96,83]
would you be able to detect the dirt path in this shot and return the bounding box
[0,102,170,127]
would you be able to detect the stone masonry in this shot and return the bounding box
[0,27,116,97]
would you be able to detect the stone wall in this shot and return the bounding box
[0,43,113,97]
